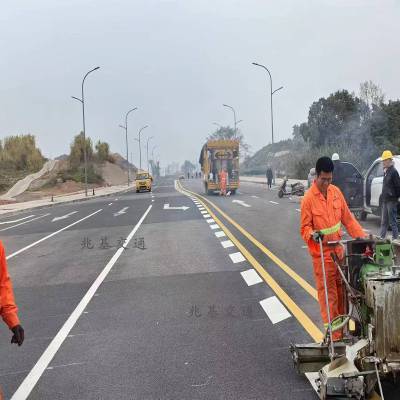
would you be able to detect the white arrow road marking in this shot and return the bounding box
[232,200,251,208]
[163,204,189,211]
[52,211,78,222]
[0,215,35,225]
[259,296,291,324]
[269,201,279,205]
[113,207,129,217]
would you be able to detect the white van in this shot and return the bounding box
[361,155,400,220]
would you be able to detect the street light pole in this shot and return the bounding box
[222,104,237,137]
[146,136,154,172]
[71,66,100,196]
[137,125,148,170]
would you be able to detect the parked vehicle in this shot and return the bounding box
[278,177,305,198]
[361,155,400,221]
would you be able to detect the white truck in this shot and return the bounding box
[361,155,400,220]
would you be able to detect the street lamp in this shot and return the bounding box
[222,104,238,137]
[252,62,283,183]
[137,125,148,170]
[146,136,154,172]
[119,107,138,186]
[71,66,100,196]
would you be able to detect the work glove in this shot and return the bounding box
[311,231,324,243]
[11,324,24,346]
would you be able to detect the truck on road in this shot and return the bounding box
[199,139,239,195]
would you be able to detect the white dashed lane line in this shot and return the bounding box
[215,231,226,238]
[229,252,246,263]
[200,210,207,214]
[220,240,234,248]
[240,269,263,286]
[209,224,219,230]
[206,218,215,224]
[203,214,211,218]
[259,296,291,324]
[269,201,279,205]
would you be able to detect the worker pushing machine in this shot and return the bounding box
[300,157,366,340]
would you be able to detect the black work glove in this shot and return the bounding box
[11,324,24,346]
[312,231,324,243]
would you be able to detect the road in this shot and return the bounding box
[0,177,397,399]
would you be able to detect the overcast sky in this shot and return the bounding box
[1,0,399,167]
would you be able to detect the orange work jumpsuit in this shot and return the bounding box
[219,170,228,196]
[300,182,365,340]
[0,241,20,330]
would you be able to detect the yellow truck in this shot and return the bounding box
[135,171,153,193]
[199,139,240,195]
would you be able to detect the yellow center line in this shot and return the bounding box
[180,182,318,300]
[178,181,323,342]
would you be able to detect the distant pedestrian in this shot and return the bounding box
[219,168,228,196]
[380,150,400,240]
[266,167,273,189]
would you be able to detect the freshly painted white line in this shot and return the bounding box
[6,210,102,260]
[269,201,279,205]
[232,199,251,208]
[259,296,291,324]
[203,214,211,218]
[0,213,51,232]
[229,252,245,263]
[215,231,226,238]
[198,207,205,210]
[206,218,215,224]
[251,195,259,199]
[209,224,219,230]
[163,204,189,211]
[200,210,207,214]
[220,240,234,248]
[10,205,152,400]
[296,209,301,212]
[52,211,78,222]
[240,269,263,286]
[113,207,129,217]
[0,215,35,225]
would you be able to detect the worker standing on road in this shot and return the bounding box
[266,166,273,189]
[0,240,24,399]
[380,150,400,241]
[300,157,365,340]
[219,168,228,196]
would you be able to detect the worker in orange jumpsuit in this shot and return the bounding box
[300,157,365,341]
[219,168,228,196]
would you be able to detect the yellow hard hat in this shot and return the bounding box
[381,150,393,161]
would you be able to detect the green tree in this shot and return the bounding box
[95,140,110,163]
[207,126,249,152]
[69,132,93,168]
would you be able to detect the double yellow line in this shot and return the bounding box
[178,181,323,342]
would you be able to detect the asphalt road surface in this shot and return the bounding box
[0,178,398,399]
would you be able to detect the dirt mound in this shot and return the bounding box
[95,161,128,186]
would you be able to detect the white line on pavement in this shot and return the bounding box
[209,224,219,230]
[51,211,78,223]
[240,269,263,286]
[206,218,215,224]
[0,215,35,225]
[6,210,102,260]
[220,240,234,248]
[259,296,291,324]
[0,213,51,232]
[296,209,301,212]
[203,214,211,218]
[229,252,245,263]
[215,231,226,238]
[113,207,129,217]
[10,205,152,400]
[269,201,279,205]
[108,203,113,206]
[251,195,259,199]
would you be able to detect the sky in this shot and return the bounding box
[1,0,400,168]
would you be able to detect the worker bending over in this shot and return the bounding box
[300,157,365,340]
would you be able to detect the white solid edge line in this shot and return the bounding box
[6,210,102,260]
[10,204,152,400]
[0,215,35,225]
[0,213,51,232]
[259,296,291,324]
[240,269,263,286]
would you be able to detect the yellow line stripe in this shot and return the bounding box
[178,182,323,342]
[181,182,318,300]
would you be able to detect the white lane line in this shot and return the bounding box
[251,195,259,199]
[296,209,301,212]
[0,215,35,225]
[198,207,205,210]
[0,213,51,232]
[259,296,291,324]
[220,240,234,249]
[269,201,279,205]
[10,205,152,400]
[229,252,245,263]
[203,214,211,218]
[152,199,154,202]
[215,231,226,238]
[6,210,102,260]
[209,224,219,230]
[206,218,215,224]
[51,211,78,223]
[200,210,207,214]
[108,203,113,206]
[240,269,263,286]
[232,200,251,208]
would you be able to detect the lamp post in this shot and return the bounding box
[71,66,100,196]
[146,136,154,172]
[119,107,138,186]
[252,62,283,183]
[222,103,238,136]
[137,125,148,170]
